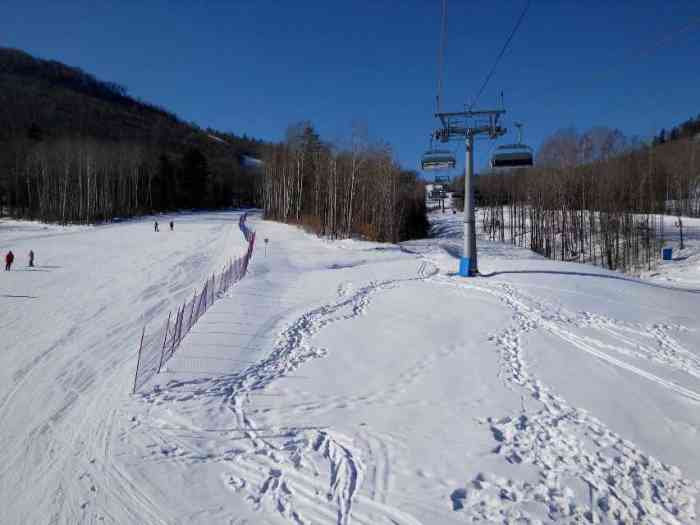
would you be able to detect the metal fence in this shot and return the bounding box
[132,213,256,393]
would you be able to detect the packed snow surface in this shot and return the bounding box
[1,209,699,524]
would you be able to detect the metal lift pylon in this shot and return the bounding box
[432,109,506,276]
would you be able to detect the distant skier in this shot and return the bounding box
[169,220,174,231]
[28,250,34,267]
[154,220,159,232]
[5,250,14,271]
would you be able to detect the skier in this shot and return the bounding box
[28,250,34,267]
[5,250,14,271]
[169,220,174,231]
[154,220,159,232]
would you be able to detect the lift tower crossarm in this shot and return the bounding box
[435,109,505,118]
[437,125,505,141]
[436,109,505,129]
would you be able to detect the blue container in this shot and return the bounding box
[459,257,471,277]
[662,247,673,261]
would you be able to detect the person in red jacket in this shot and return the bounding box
[5,250,14,271]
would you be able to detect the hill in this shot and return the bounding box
[0,47,263,222]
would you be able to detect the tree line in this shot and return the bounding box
[259,122,429,242]
[472,125,699,273]
[1,134,258,223]
[0,49,430,240]
[653,114,700,146]
[0,48,265,222]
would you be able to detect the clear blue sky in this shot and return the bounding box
[2,1,699,175]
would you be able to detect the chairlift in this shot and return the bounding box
[420,134,456,171]
[420,149,457,171]
[489,122,534,169]
[490,144,534,168]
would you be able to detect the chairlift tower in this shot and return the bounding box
[432,109,506,276]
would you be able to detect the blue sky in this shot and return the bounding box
[2,1,699,175]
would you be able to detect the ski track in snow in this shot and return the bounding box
[8,207,698,524]
[138,262,438,525]
[431,274,699,524]
[135,245,699,524]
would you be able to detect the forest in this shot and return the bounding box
[471,123,699,273]
[4,46,696,252]
[0,47,262,222]
[259,122,429,243]
[0,48,428,242]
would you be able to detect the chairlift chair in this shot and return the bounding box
[420,149,456,171]
[489,144,534,168]
[489,122,533,169]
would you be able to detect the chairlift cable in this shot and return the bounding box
[468,0,531,111]
[436,0,448,114]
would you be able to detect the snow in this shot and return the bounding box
[1,208,699,524]
[241,154,264,168]
[642,215,700,290]
[208,133,227,144]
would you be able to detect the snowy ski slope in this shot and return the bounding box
[1,209,699,524]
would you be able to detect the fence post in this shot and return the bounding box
[132,325,147,394]
[176,300,185,345]
[169,304,182,357]
[157,311,172,374]
[195,288,203,322]
[188,290,197,331]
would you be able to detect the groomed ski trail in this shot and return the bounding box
[139,263,437,525]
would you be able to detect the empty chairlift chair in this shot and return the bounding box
[489,122,534,171]
[420,149,456,171]
[489,144,534,169]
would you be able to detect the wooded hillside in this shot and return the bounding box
[259,122,429,243]
[475,124,699,273]
[0,48,429,241]
[0,47,263,222]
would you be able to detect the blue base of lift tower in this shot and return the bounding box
[459,257,472,277]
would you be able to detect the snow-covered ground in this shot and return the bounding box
[643,215,700,290]
[1,209,699,524]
